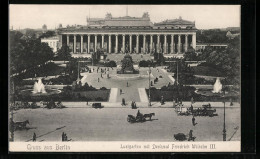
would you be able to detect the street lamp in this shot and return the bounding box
[76,61,80,84]
[223,79,226,141]
[148,65,151,106]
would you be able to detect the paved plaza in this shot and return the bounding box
[81,66,174,102]
[13,107,240,142]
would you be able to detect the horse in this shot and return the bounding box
[143,113,155,120]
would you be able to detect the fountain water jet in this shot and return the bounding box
[32,78,46,94]
[212,77,222,93]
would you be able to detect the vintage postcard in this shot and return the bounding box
[9,5,241,152]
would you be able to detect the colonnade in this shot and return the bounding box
[62,33,196,54]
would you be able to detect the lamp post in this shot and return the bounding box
[223,80,226,141]
[77,61,80,84]
[148,65,151,106]
[10,81,15,141]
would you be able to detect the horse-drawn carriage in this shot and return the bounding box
[192,104,217,117]
[10,120,30,131]
[10,101,40,110]
[127,111,155,123]
[175,104,218,117]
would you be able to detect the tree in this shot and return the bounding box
[10,31,53,75]
[184,47,198,61]
[56,45,71,63]
[197,37,240,90]
[39,31,56,39]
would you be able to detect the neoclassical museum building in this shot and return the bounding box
[55,12,197,54]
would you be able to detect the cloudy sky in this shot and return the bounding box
[9,5,240,30]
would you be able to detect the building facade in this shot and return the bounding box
[41,36,59,53]
[56,12,197,55]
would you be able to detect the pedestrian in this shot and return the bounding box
[127,81,128,87]
[230,98,233,106]
[188,130,193,141]
[190,104,193,112]
[62,132,65,141]
[134,102,136,108]
[161,96,164,105]
[122,98,126,106]
[33,132,36,142]
[120,89,122,95]
[191,97,194,104]
[101,73,103,78]
[131,101,134,108]
[98,77,99,82]
[192,116,197,126]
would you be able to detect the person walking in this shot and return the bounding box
[98,77,99,82]
[192,116,197,126]
[188,130,193,141]
[33,132,36,142]
[62,132,65,141]
[127,81,129,87]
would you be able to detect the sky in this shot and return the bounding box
[9,5,240,30]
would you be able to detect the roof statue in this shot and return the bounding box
[105,13,112,19]
[142,12,150,19]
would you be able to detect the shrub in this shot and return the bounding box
[95,97,104,101]
[100,87,107,90]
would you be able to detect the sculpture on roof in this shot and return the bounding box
[105,13,112,19]
[142,12,150,18]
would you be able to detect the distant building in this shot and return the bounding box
[41,36,59,53]
[196,43,228,52]
[42,24,47,33]
[56,12,197,55]
[226,31,240,40]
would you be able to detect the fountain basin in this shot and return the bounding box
[20,88,61,97]
[195,89,237,97]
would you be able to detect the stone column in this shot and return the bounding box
[67,35,69,46]
[192,33,196,49]
[122,34,125,53]
[109,35,111,53]
[150,35,153,53]
[143,35,146,53]
[164,35,167,54]
[157,35,160,53]
[94,34,97,52]
[136,35,139,53]
[80,35,83,53]
[87,35,90,53]
[185,34,188,52]
[129,35,132,53]
[178,35,181,54]
[115,34,118,53]
[101,35,104,49]
[171,34,174,53]
[74,35,76,53]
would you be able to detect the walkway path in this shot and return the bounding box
[109,88,118,103]
[138,88,149,103]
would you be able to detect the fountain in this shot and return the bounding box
[32,78,47,94]
[212,77,222,93]
[20,78,61,97]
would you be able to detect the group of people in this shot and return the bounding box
[131,101,137,109]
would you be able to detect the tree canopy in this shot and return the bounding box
[56,45,71,63]
[10,31,54,74]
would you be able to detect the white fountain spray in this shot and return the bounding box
[212,77,222,93]
[32,78,47,94]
